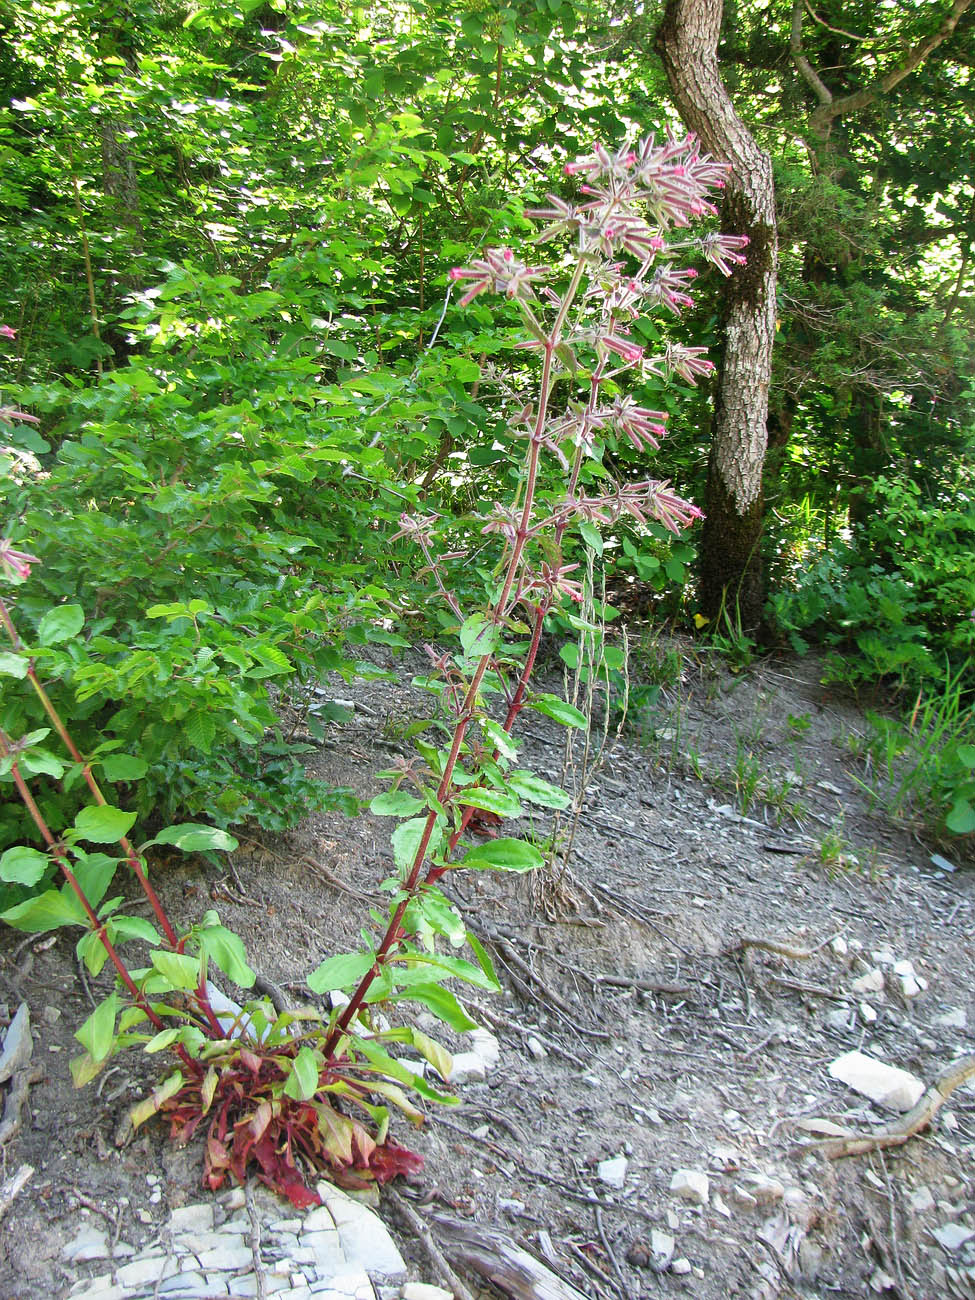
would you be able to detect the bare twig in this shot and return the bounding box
[594,1206,630,1300]
[798,1053,975,1159]
[0,1163,33,1223]
[0,1065,44,1145]
[245,1181,268,1300]
[385,1187,478,1300]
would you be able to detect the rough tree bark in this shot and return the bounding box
[656,0,777,630]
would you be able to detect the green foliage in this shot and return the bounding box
[772,476,975,698]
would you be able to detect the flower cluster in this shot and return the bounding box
[448,248,545,307]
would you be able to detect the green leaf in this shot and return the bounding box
[72,805,138,843]
[480,718,520,761]
[0,845,49,886]
[129,1071,184,1130]
[185,711,217,753]
[200,924,255,988]
[459,612,500,659]
[454,787,522,818]
[0,651,28,679]
[283,1045,321,1101]
[462,837,544,872]
[506,770,571,809]
[109,914,161,945]
[1,888,86,932]
[101,753,149,781]
[149,824,238,853]
[75,992,119,1063]
[144,1027,180,1054]
[528,693,588,729]
[73,852,121,908]
[391,982,478,1032]
[370,791,428,817]
[579,521,603,554]
[391,815,440,873]
[37,604,84,645]
[77,929,110,977]
[957,744,975,768]
[466,931,501,991]
[20,749,65,779]
[946,799,975,834]
[306,951,374,995]
[149,949,201,992]
[418,890,466,947]
[409,1027,454,1079]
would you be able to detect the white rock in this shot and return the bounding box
[168,1204,215,1234]
[869,1268,897,1291]
[670,1169,709,1204]
[650,1231,675,1266]
[859,1002,878,1024]
[830,937,848,958]
[828,1051,925,1112]
[671,1258,692,1275]
[197,1241,253,1271]
[597,1156,628,1189]
[115,1254,180,1289]
[871,950,895,967]
[159,1272,209,1295]
[402,1285,454,1300]
[526,1036,547,1061]
[931,1224,975,1251]
[826,1007,853,1030]
[740,1173,785,1203]
[319,1186,407,1283]
[300,1228,345,1273]
[62,1225,110,1262]
[713,1194,732,1219]
[909,1186,935,1213]
[851,968,885,995]
[934,1008,967,1029]
[302,1206,337,1233]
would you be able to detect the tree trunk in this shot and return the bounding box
[656,0,777,629]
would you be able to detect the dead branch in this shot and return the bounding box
[797,1053,975,1159]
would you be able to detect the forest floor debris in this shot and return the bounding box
[1,646,973,1299]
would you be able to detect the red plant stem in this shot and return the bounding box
[0,729,167,1029]
[0,597,180,947]
[324,269,594,1060]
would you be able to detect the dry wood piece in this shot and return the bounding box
[432,1214,591,1300]
[0,1163,33,1223]
[735,935,818,960]
[0,1064,44,1146]
[797,1052,975,1159]
[385,1187,478,1300]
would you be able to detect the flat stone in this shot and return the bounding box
[270,1232,301,1256]
[62,1225,111,1262]
[220,1213,252,1232]
[203,1277,231,1296]
[116,1254,180,1289]
[828,1051,924,1112]
[270,1217,306,1234]
[68,1278,127,1300]
[175,1229,235,1254]
[318,1188,406,1283]
[197,1240,254,1270]
[168,1203,215,1234]
[931,1224,975,1252]
[308,1272,375,1299]
[301,1207,337,1233]
[597,1156,628,1189]
[910,1186,936,1213]
[651,1231,675,1266]
[402,1285,453,1300]
[159,1271,209,1295]
[670,1169,710,1205]
[851,968,885,995]
[300,1228,346,1273]
[228,1275,292,1296]
[0,1003,31,1083]
[276,1288,314,1300]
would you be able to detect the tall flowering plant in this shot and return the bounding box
[309,134,746,1061]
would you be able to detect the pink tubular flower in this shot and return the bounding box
[389,511,441,547]
[0,540,40,581]
[0,406,41,425]
[0,325,16,341]
[449,248,545,307]
[519,561,585,606]
[648,343,716,386]
[616,480,704,533]
[609,396,669,453]
[565,141,636,181]
[700,231,750,277]
[601,333,644,365]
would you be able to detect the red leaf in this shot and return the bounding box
[367,1139,424,1183]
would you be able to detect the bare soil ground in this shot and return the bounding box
[1,642,973,1300]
